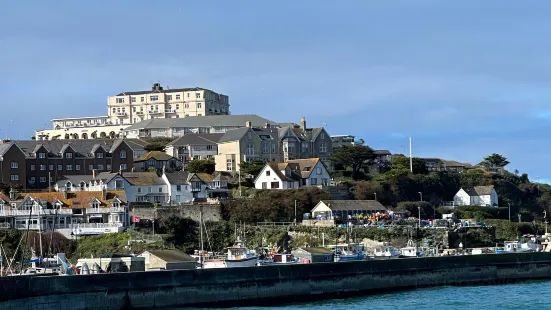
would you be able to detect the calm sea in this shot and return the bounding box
[181,281,551,310]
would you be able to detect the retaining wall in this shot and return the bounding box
[1,252,551,309]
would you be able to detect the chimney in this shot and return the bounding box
[245,120,252,128]
[102,188,107,200]
[152,83,163,92]
[162,164,166,175]
[63,190,68,200]
[92,169,96,180]
[132,167,135,172]
[9,188,16,200]
[119,165,123,176]
[265,122,270,128]
[300,117,306,130]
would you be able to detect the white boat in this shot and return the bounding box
[373,245,401,258]
[258,253,298,266]
[329,243,366,262]
[400,240,423,257]
[202,236,258,269]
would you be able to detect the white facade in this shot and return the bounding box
[453,188,499,207]
[254,165,300,189]
[301,161,331,187]
[161,174,195,204]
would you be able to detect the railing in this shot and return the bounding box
[148,110,161,114]
[165,109,176,113]
[88,207,127,214]
[0,223,11,228]
[135,111,144,115]
[116,112,127,117]
[256,222,295,226]
[11,222,123,230]
[73,223,123,228]
[0,209,73,216]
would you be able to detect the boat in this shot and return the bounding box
[201,236,258,268]
[372,244,401,259]
[400,240,424,257]
[329,243,366,261]
[258,252,298,266]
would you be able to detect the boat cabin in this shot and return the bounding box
[226,237,251,261]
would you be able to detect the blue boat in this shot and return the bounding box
[329,243,366,262]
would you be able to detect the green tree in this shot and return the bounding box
[390,155,428,175]
[239,160,266,177]
[187,159,215,174]
[330,145,375,179]
[480,153,510,168]
[144,143,166,152]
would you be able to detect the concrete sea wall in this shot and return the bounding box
[1,252,551,309]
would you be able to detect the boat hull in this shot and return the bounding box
[203,257,258,268]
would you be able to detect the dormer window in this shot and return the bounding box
[65,182,72,191]
[38,152,46,159]
[112,200,120,209]
[65,153,73,159]
[96,152,104,159]
[80,182,86,191]
[54,200,62,209]
[91,200,100,209]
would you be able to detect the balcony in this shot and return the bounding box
[87,207,127,214]
[165,109,176,113]
[148,110,162,114]
[0,209,73,216]
[116,112,127,117]
[135,111,144,115]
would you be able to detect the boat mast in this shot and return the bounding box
[38,205,43,258]
[200,206,204,252]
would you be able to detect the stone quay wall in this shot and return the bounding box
[1,252,551,309]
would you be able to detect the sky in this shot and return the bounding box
[2,0,551,182]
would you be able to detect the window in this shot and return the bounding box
[39,177,46,183]
[91,200,100,209]
[112,200,120,209]
[271,143,276,154]
[175,195,181,202]
[148,187,152,193]
[270,182,279,189]
[30,165,35,171]
[266,171,271,176]
[176,94,181,100]
[247,132,252,139]
[10,175,19,181]
[302,142,309,153]
[116,98,125,104]
[150,95,158,101]
[57,165,63,171]
[196,93,201,99]
[176,185,182,191]
[115,180,124,190]
[29,177,36,184]
[311,178,317,185]
[66,165,73,171]
[38,152,46,159]
[89,165,94,171]
[226,159,233,171]
[137,187,142,193]
[187,93,190,98]
[106,164,111,171]
[322,178,328,186]
[120,150,127,159]
[263,144,269,154]
[159,188,163,193]
[40,165,46,171]
[48,164,53,171]
[121,163,127,170]
[76,165,81,171]
[320,132,325,139]
[98,164,104,170]
[184,103,189,109]
[262,182,267,189]
[50,176,54,183]
[11,162,18,169]
[167,95,172,100]
[65,153,73,159]
[320,142,327,153]
[197,103,202,109]
[316,167,322,175]
[131,97,136,103]
[206,145,213,150]
[96,153,104,159]
[141,96,145,102]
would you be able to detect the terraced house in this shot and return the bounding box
[0,139,144,190]
[0,189,128,237]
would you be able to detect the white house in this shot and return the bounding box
[453,186,499,207]
[254,158,330,190]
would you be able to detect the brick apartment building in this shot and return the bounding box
[0,139,147,190]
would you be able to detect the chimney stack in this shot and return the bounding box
[63,190,68,199]
[9,188,16,201]
[92,169,96,180]
[245,120,252,128]
[300,117,306,130]
[265,122,270,128]
[162,164,166,175]
[119,165,123,176]
[102,187,107,200]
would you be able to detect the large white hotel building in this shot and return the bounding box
[36,83,230,140]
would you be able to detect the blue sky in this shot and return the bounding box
[2,0,551,182]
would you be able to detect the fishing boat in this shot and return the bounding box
[258,252,298,266]
[329,243,366,261]
[202,236,258,268]
[373,244,401,259]
[400,240,424,257]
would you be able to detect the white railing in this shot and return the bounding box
[11,222,123,231]
[116,112,127,117]
[0,223,11,228]
[0,209,73,216]
[165,109,176,113]
[88,207,127,214]
[73,223,123,228]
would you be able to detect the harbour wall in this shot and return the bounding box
[132,204,222,222]
[2,252,551,309]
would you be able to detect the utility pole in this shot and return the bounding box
[508,202,511,222]
[294,200,297,226]
[417,206,421,228]
[544,211,548,235]
[418,192,423,202]
[409,137,413,173]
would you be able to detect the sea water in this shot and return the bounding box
[190,280,551,310]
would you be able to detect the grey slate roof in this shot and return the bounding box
[123,115,277,131]
[218,128,250,143]
[12,139,144,158]
[55,175,101,187]
[319,200,387,211]
[0,143,14,156]
[462,186,495,196]
[117,87,216,96]
[164,171,191,185]
[167,133,224,147]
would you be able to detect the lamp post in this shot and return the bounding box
[418,192,423,202]
[417,206,421,228]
